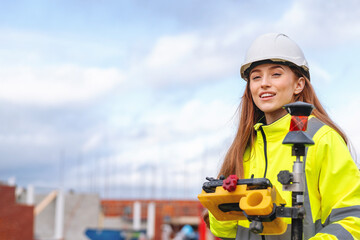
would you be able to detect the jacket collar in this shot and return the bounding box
[254,114,291,142]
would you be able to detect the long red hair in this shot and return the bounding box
[218,66,348,179]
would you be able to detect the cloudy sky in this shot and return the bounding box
[1,0,360,199]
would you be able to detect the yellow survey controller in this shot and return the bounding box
[198,175,288,235]
[198,182,248,221]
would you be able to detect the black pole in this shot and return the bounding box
[292,218,303,240]
[291,192,303,240]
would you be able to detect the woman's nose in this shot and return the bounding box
[261,75,271,88]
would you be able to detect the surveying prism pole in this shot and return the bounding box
[277,101,315,240]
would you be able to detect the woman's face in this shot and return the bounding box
[249,63,304,124]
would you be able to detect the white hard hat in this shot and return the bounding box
[240,33,309,81]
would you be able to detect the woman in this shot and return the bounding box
[207,33,360,239]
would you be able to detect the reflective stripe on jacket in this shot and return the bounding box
[209,114,360,240]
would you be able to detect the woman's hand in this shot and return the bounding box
[202,209,210,228]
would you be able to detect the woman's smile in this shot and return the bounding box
[259,91,276,100]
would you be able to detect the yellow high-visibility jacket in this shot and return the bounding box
[209,114,360,240]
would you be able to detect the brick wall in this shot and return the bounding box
[0,184,34,240]
[101,199,202,218]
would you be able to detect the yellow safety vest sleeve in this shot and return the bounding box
[209,211,238,239]
[307,126,360,239]
[311,233,338,240]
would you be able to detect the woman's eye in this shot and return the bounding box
[251,76,260,80]
[273,73,281,77]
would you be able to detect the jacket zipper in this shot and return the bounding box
[259,126,268,178]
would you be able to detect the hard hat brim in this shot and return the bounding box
[240,59,310,81]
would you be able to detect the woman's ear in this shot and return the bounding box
[294,77,305,95]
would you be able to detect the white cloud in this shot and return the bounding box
[0,133,54,146]
[141,99,236,135]
[173,99,236,133]
[133,32,239,85]
[275,0,360,46]
[82,133,104,153]
[0,65,125,106]
[145,34,199,68]
[309,63,333,84]
[92,97,237,193]
[331,95,360,164]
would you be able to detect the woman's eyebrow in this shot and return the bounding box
[250,65,284,75]
[269,65,284,70]
[249,69,260,75]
